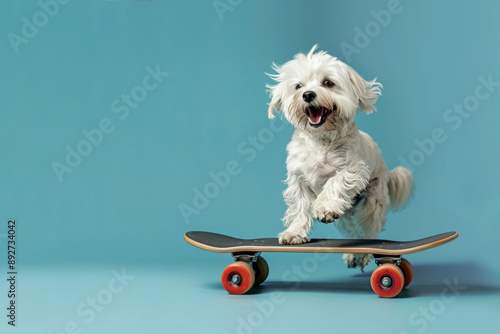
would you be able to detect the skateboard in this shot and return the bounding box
[184,231,458,298]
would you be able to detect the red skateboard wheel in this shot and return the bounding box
[252,256,269,286]
[370,263,405,298]
[398,258,414,288]
[221,262,255,295]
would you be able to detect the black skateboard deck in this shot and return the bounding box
[184,231,458,256]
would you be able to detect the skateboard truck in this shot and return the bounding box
[232,252,261,263]
[373,254,402,265]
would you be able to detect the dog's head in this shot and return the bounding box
[267,45,382,133]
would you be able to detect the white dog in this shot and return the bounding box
[267,46,413,270]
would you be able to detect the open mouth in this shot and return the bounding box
[305,105,337,128]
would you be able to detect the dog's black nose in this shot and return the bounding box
[302,91,316,103]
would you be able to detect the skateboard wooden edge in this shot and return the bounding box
[184,231,459,256]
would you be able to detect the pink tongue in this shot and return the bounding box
[309,108,323,124]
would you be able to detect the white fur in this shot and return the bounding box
[267,46,413,270]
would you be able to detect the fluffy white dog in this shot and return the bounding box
[267,46,413,270]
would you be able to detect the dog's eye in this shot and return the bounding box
[295,83,303,90]
[323,80,334,87]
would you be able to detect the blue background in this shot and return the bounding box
[1,0,499,333]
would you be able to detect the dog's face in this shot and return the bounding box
[267,46,382,133]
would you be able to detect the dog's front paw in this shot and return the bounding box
[343,253,372,272]
[312,201,342,223]
[278,229,310,245]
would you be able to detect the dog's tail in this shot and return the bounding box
[387,167,413,210]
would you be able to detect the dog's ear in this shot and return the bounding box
[267,88,282,119]
[347,66,382,114]
[266,62,283,119]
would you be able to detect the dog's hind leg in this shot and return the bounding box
[356,176,390,239]
[341,176,390,270]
